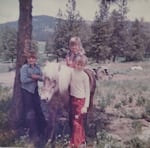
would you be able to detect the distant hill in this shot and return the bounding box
[1,15,150,41]
[0,15,59,41]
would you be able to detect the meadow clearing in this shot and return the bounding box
[0,61,150,147]
[91,60,150,147]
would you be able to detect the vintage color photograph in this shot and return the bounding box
[0,0,150,147]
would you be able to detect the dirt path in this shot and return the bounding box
[0,71,15,87]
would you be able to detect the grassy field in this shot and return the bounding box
[1,58,150,147]
[0,41,150,147]
[91,61,150,147]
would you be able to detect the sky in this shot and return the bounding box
[0,0,150,24]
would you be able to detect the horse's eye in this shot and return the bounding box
[52,80,56,88]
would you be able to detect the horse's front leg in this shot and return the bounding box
[45,107,57,145]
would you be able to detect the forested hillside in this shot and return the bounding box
[0,15,58,41]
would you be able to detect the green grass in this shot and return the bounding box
[1,60,150,147]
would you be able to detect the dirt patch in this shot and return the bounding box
[0,71,15,87]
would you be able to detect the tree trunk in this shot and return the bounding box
[9,0,32,131]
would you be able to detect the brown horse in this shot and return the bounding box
[41,62,96,143]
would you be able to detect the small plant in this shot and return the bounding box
[0,129,17,146]
[145,100,150,116]
[125,137,146,148]
[132,121,142,134]
[0,85,17,147]
[136,96,146,106]
[0,85,12,101]
[96,131,122,148]
[129,96,133,103]
[121,99,127,106]
[114,103,121,109]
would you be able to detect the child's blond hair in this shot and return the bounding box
[69,36,85,54]
[27,51,37,59]
[74,54,88,66]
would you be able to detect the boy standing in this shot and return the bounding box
[20,51,46,147]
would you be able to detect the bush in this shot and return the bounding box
[0,85,16,146]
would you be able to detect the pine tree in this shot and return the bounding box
[45,0,88,59]
[88,2,112,63]
[109,10,128,61]
[124,19,147,61]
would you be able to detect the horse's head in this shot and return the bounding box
[41,62,59,101]
[41,62,72,101]
[41,76,59,101]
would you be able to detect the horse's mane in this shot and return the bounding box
[43,62,59,80]
[42,62,73,94]
[42,61,96,111]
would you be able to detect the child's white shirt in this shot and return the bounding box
[70,69,90,108]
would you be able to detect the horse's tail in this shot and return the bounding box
[84,68,96,111]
